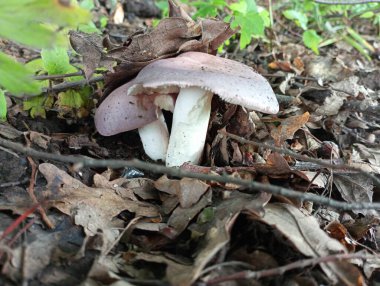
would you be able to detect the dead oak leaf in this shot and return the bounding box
[39,163,159,236]
[70,0,235,95]
[271,112,310,146]
[251,203,363,285]
[155,175,210,208]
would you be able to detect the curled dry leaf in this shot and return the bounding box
[167,189,212,237]
[131,191,271,286]
[155,175,210,208]
[69,31,114,79]
[271,112,310,146]
[325,220,356,252]
[252,203,363,285]
[69,0,235,94]
[38,163,159,236]
[333,173,374,215]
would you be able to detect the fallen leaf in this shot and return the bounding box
[39,163,159,236]
[325,220,356,252]
[167,190,212,236]
[155,176,210,208]
[70,0,235,95]
[130,191,271,286]
[333,173,374,215]
[271,112,310,146]
[252,203,363,285]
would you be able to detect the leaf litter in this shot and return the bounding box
[0,0,380,285]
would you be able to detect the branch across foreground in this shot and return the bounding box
[0,137,380,211]
[222,131,380,188]
[205,252,374,285]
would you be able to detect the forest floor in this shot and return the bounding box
[0,1,380,286]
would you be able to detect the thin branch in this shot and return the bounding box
[221,131,380,187]
[0,138,380,210]
[33,71,84,80]
[205,252,374,285]
[40,75,104,94]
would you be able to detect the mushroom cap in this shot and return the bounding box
[95,81,158,136]
[128,51,279,114]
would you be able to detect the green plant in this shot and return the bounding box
[168,0,271,49]
[282,0,380,57]
[0,0,91,118]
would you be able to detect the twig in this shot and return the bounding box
[33,71,84,80]
[40,75,104,94]
[205,252,373,285]
[5,76,104,99]
[103,216,142,257]
[26,157,54,229]
[221,131,380,187]
[342,100,380,115]
[0,178,29,188]
[0,203,40,241]
[0,138,380,210]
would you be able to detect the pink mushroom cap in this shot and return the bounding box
[94,81,158,136]
[128,51,279,114]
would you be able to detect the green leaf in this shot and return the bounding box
[303,29,322,55]
[229,0,257,14]
[0,90,7,121]
[78,21,102,34]
[99,16,108,29]
[232,11,264,49]
[197,207,215,224]
[25,58,45,74]
[41,47,75,75]
[360,11,374,19]
[283,9,308,30]
[23,94,53,118]
[229,1,247,13]
[79,0,95,10]
[0,0,90,48]
[0,52,40,96]
[245,0,258,13]
[57,89,90,109]
[258,7,271,27]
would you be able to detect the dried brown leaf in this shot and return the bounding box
[70,1,235,94]
[253,203,364,285]
[271,112,310,146]
[333,173,374,215]
[39,163,159,236]
[167,190,212,236]
[132,191,271,286]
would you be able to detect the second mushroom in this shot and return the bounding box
[95,51,279,167]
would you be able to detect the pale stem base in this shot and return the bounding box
[166,87,213,167]
[138,110,169,161]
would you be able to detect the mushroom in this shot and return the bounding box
[128,51,279,167]
[94,80,175,161]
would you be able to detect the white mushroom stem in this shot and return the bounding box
[138,110,169,161]
[166,87,213,167]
